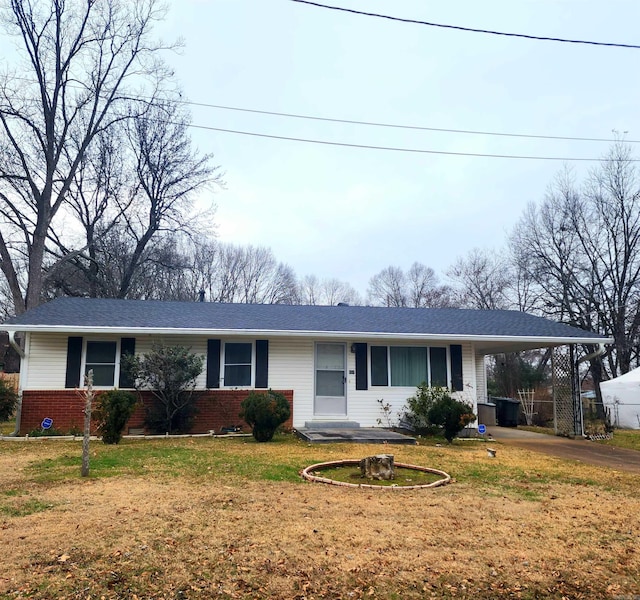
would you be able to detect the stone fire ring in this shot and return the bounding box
[301,459,451,490]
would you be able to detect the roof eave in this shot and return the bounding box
[1,323,613,346]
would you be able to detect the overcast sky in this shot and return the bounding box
[31,1,640,296]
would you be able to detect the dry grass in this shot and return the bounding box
[601,429,640,452]
[1,435,639,599]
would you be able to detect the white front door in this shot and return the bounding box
[314,343,347,416]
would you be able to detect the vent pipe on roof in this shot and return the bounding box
[198,290,205,302]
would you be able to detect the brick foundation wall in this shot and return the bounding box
[18,389,294,436]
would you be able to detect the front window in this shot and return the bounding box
[390,347,427,386]
[85,341,117,386]
[371,345,450,388]
[223,342,252,386]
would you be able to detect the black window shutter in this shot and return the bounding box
[354,343,368,390]
[65,336,83,388]
[206,339,221,388]
[450,344,463,392]
[119,337,136,388]
[255,340,269,388]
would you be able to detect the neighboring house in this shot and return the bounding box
[2,297,611,435]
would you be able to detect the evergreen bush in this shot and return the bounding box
[124,344,204,434]
[94,390,138,444]
[0,378,18,423]
[403,383,445,435]
[404,384,476,442]
[240,390,290,442]
[427,394,476,443]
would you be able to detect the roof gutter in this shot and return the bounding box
[1,325,614,346]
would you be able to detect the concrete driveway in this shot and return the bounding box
[486,426,640,475]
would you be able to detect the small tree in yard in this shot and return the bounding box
[81,370,95,477]
[240,390,290,442]
[125,344,204,434]
[94,390,139,444]
[0,378,18,423]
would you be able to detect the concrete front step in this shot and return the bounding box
[304,421,360,430]
[296,427,416,445]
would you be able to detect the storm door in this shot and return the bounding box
[314,343,347,416]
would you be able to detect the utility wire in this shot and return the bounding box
[187,122,637,161]
[187,101,639,144]
[290,0,640,49]
[4,75,637,144]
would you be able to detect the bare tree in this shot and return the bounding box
[367,263,453,308]
[511,144,640,381]
[320,278,362,306]
[47,123,131,297]
[367,266,407,307]
[189,242,297,304]
[0,0,178,314]
[42,99,220,301]
[447,247,551,394]
[297,275,362,306]
[298,274,321,305]
[447,248,512,310]
[117,100,220,298]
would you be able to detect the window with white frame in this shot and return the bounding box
[223,342,253,387]
[84,340,118,387]
[371,345,449,388]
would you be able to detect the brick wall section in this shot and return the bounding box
[19,389,294,435]
[20,390,87,434]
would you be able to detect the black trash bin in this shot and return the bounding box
[491,397,521,427]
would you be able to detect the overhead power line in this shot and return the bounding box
[187,101,639,144]
[5,75,637,144]
[187,122,638,161]
[290,0,640,49]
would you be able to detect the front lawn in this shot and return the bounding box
[1,434,638,599]
[600,428,640,451]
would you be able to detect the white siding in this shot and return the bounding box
[23,333,209,390]
[475,351,488,403]
[23,332,486,428]
[268,337,315,427]
[24,333,71,389]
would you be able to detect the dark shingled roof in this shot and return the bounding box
[3,297,609,342]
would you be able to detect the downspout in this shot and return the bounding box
[8,331,24,437]
[576,343,607,437]
[577,343,607,366]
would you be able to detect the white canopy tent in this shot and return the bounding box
[600,368,640,429]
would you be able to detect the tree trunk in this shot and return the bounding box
[81,370,94,477]
[589,356,606,421]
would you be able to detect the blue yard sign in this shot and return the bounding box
[41,417,53,430]
[478,424,486,435]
